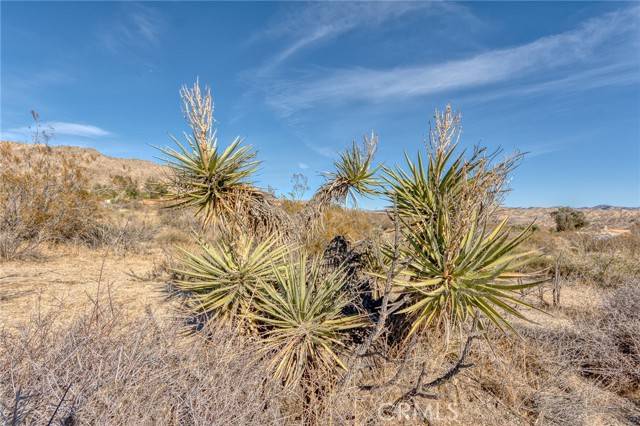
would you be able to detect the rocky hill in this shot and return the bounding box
[1,141,166,186]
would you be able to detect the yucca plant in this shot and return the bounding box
[385,106,545,338]
[174,234,288,327]
[248,255,367,389]
[294,135,381,241]
[393,218,544,337]
[316,134,381,206]
[160,81,260,226]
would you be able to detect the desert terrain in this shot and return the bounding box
[1,141,639,425]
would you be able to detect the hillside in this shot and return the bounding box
[0,141,166,187]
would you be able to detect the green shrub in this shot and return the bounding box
[249,254,367,389]
[111,175,140,199]
[550,207,588,231]
[384,106,544,337]
[143,178,168,199]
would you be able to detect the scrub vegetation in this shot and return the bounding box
[1,81,638,425]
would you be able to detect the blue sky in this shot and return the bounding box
[1,1,639,208]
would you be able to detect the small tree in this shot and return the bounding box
[551,207,588,231]
[29,110,54,145]
[288,173,309,200]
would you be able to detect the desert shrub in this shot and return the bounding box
[158,206,201,230]
[159,82,260,228]
[280,199,305,215]
[517,229,640,287]
[0,142,101,259]
[551,207,588,231]
[305,206,387,255]
[249,254,367,389]
[565,284,640,393]
[91,183,118,200]
[111,174,140,199]
[552,233,640,287]
[175,234,289,328]
[143,177,168,199]
[383,106,543,337]
[0,304,285,424]
[80,217,156,253]
[162,82,544,403]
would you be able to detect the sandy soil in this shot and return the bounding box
[0,247,170,329]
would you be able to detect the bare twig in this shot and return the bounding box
[359,333,419,391]
[391,331,479,408]
[553,255,561,307]
[341,205,402,387]
[46,382,72,426]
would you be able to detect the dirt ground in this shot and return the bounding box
[0,247,170,328]
[1,206,637,330]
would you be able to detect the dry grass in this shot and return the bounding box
[0,300,287,424]
[543,285,640,396]
[1,204,639,424]
[520,227,640,289]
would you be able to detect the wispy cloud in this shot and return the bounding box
[460,63,639,106]
[305,142,337,159]
[5,122,111,140]
[255,2,472,70]
[47,122,111,137]
[100,4,163,53]
[522,144,566,159]
[263,7,639,116]
[298,162,309,170]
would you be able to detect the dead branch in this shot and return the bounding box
[46,382,72,426]
[359,333,419,391]
[390,330,479,408]
[340,205,402,387]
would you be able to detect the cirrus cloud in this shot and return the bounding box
[262,6,640,117]
[4,121,111,140]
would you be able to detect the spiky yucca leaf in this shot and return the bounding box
[249,255,367,389]
[161,137,260,226]
[159,81,261,226]
[394,218,545,337]
[174,234,288,326]
[385,105,545,338]
[318,134,380,206]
